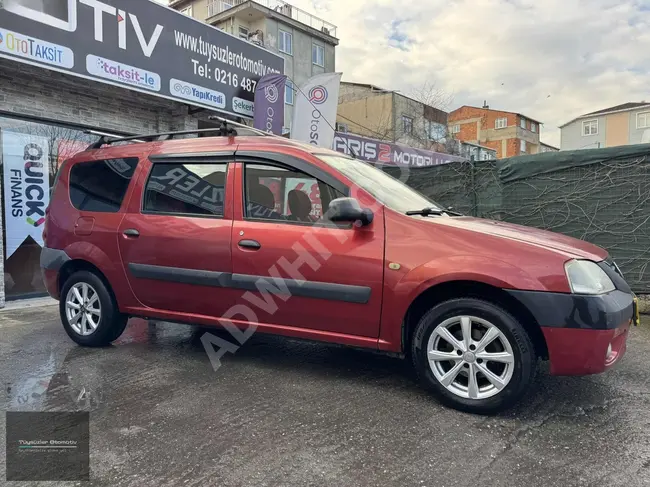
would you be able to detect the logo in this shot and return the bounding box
[309,86,328,105]
[169,78,225,109]
[264,84,279,103]
[4,0,163,56]
[232,97,254,117]
[87,55,161,91]
[173,83,192,96]
[0,29,74,68]
[8,143,48,227]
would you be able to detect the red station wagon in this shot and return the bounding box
[41,121,636,414]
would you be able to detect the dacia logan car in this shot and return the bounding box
[40,122,635,414]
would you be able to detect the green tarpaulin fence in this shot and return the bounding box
[383,144,650,293]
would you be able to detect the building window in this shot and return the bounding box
[520,118,526,129]
[336,122,348,133]
[238,26,249,40]
[144,163,227,217]
[450,124,460,134]
[208,0,227,17]
[278,30,293,55]
[637,112,650,129]
[582,119,598,136]
[402,116,413,135]
[312,44,325,67]
[285,80,294,105]
[426,121,446,141]
[531,122,537,133]
[520,139,526,153]
[495,117,507,129]
[180,6,193,16]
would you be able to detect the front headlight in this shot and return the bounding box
[565,260,615,295]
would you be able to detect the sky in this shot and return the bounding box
[158,0,650,148]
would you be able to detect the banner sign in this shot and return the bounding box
[292,72,342,148]
[2,132,50,258]
[332,133,466,167]
[253,73,287,135]
[0,0,284,119]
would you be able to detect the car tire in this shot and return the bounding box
[411,298,537,414]
[59,271,128,347]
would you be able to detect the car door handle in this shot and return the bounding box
[238,239,261,250]
[123,229,140,238]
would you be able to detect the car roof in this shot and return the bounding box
[69,135,352,163]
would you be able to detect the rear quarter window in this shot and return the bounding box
[69,158,138,212]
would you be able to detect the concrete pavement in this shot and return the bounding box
[1,305,649,486]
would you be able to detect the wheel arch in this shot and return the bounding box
[58,259,117,304]
[402,280,548,360]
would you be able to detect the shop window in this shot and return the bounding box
[0,116,106,299]
[143,163,227,217]
[69,159,138,212]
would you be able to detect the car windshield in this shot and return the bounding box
[316,154,443,213]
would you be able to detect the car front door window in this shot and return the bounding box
[243,163,344,224]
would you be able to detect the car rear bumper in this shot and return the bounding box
[506,288,634,376]
[40,247,70,301]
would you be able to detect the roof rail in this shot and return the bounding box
[85,117,272,150]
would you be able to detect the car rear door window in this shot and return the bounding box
[69,158,138,212]
[243,163,345,223]
[143,163,227,217]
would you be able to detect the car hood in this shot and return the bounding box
[428,216,608,261]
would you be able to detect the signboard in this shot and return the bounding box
[2,132,50,258]
[333,133,466,167]
[0,0,284,119]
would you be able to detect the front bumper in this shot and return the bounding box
[507,289,634,375]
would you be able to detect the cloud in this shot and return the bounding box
[286,0,650,147]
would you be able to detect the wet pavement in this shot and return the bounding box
[1,305,649,487]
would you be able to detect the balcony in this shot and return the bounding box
[207,0,337,38]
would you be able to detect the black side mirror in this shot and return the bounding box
[328,197,374,226]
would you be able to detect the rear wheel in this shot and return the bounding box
[60,271,127,347]
[411,298,537,414]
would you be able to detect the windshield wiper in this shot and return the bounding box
[405,207,463,217]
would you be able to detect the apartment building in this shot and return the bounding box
[169,0,338,133]
[336,82,451,152]
[448,104,542,159]
[559,102,650,150]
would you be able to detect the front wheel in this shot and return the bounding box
[59,271,127,347]
[411,298,537,414]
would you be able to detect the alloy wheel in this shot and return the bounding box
[65,282,101,336]
[427,315,515,400]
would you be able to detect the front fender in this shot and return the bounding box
[400,255,546,300]
[378,255,553,352]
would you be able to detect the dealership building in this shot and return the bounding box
[0,0,283,306]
